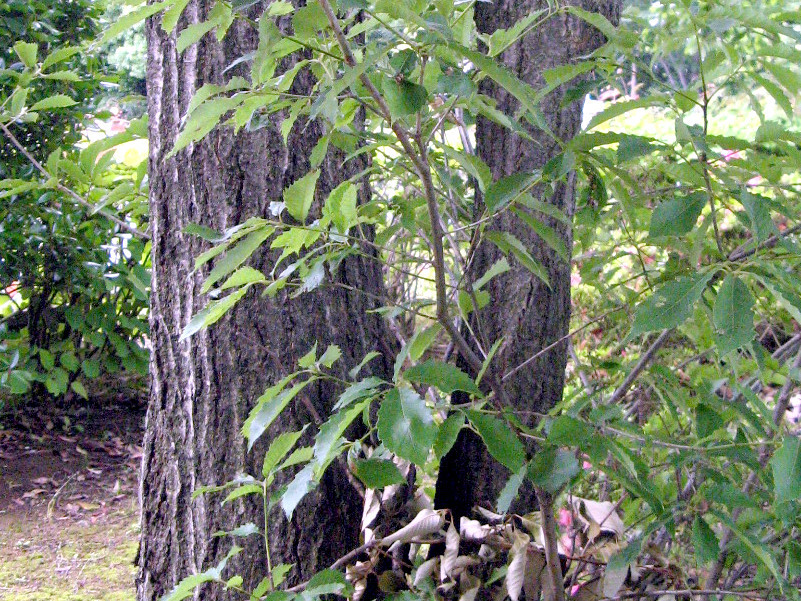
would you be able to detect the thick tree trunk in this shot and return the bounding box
[435,0,621,520]
[137,3,392,600]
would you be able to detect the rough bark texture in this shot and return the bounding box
[137,3,393,599]
[435,0,621,520]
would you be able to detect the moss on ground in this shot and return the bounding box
[0,501,138,601]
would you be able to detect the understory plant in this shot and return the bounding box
[105,0,801,600]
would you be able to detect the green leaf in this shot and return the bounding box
[649,192,706,238]
[496,466,526,514]
[485,231,550,286]
[403,360,481,396]
[82,359,101,379]
[511,208,569,262]
[39,349,55,371]
[312,398,371,471]
[41,46,81,70]
[692,516,720,565]
[284,170,321,222]
[281,465,315,518]
[630,272,714,337]
[443,44,550,136]
[263,427,308,479]
[377,388,437,466]
[202,228,272,293]
[381,77,429,118]
[101,2,170,44]
[318,345,341,368]
[333,377,385,411]
[324,182,358,233]
[30,94,77,111]
[473,258,511,291]
[409,324,442,361]
[13,41,37,67]
[739,191,777,243]
[771,436,801,508]
[244,379,309,450]
[616,135,656,162]
[433,413,464,460]
[180,287,249,340]
[219,266,266,291]
[484,172,538,213]
[177,21,215,53]
[466,410,525,472]
[70,380,89,399]
[565,5,638,48]
[352,458,406,488]
[526,447,579,494]
[6,371,31,394]
[713,275,755,356]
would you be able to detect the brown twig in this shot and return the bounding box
[0,121,150,240]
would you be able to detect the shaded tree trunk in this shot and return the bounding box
[137,2,393,599]
[435,0,621,520]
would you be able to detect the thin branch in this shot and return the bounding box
[535,487,567,601]
[0,121,150,240]
[728,222,801,261]
[605,329,672,406]
[504,307,625,382]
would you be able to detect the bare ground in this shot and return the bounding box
[0,384,144,600]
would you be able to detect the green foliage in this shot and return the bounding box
[0,8,149,403]
[114,0,801,598]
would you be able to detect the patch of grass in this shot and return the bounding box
[0,502,138,601]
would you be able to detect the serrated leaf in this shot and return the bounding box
[312,398,371,471]
[101,2,170,44]
[692,516,720,565]
[771,436,801,508]
[630,272,714,337]
[485,231,550,286]
[485,172,538,213]
[433,413,464,459]
[219,266,266,290]
[497,466,526,514]
[713,275,755,356]
[466,410,525,472]
[526,447,579,494]
[352,458,405,488]
[202,228,272,293]
[377,388,437,466]
[403,360,481,396]
[13,41,37,67]
[409,324,442,361]
[381,77,429,118]
[244,379,309,450]
[649,192,706,238]
[30,95,77,111]
[180,286,249,340]
[263,426,307,479]
[281,465,315,518]
[284,170,320,222]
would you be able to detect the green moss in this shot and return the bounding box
[0,505,137,601]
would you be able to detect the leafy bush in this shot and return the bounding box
[0,2,150,403]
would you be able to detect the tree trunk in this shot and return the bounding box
[435,0,621,520]
[137,3,393,599]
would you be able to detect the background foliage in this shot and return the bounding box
[0,0,149,405]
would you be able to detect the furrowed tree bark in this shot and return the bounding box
[435,0,621,520]
[137,2,393,600]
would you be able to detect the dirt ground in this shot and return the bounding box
[0,384,145,601]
